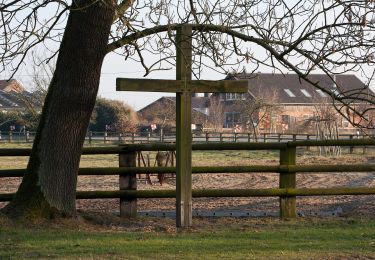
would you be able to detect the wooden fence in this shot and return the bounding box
[88,131,375,145]
[0,130,372,146]
[0,139,375,219]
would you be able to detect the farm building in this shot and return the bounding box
[138,73,375,134]
[219,73,374,134]
[0,79,34,111]
[138,96,209,132]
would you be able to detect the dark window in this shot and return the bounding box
[281,115,290,124]
[225,112,241,128]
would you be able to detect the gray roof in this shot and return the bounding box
[226,73,371,104]
[0,91,20,108]
[0,80,35,109]
[138,96,209,116]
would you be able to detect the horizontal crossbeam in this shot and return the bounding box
[116,78,248,93]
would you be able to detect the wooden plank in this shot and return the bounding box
[175,25,193,228]
[116,78,184,92]
[116,78,248,93]
[119,151,137,218]
[279,146,297,219]
[189,80,248,93]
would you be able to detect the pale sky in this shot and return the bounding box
[97,52,223,111]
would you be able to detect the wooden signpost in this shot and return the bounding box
[116,25,248,227]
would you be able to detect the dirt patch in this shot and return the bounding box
[1,154,374,217]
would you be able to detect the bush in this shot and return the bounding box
[0,110,40,132]
[90,97,138,132]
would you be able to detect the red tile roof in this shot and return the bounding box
[0,79,25,93]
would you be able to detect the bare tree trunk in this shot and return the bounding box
[2,0,115,219]
[249,117,258,142]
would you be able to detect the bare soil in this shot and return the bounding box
[1,153,375,217]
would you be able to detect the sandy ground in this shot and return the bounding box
[1,154,375,217]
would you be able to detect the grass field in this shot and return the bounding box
[0,216,374,259]
[0,142,370,169]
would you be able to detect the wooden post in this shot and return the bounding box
[306,134,310,151]
[119,151,137,218]
[220,133,223,142]
[8,131,12,143]
[349,135,354,154]
[160,128,163,142]
[263,133,267,142]
[278,133,281,142]
[176,25,193,227]
[279,145,297,219]
[205,132,209,142]
[115,26,247,227]
[248,133,251,142]
[131,133,135,143]
[292,134,297,142]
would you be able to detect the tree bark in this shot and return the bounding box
[2,0,115,218]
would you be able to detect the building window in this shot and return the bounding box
[283,89,296,97]
[316,89,327,97]
[224,112,241,128]
[281,115,290,124]
[332,88,342,97]
[225,93,246,101]
[300,89,312,97]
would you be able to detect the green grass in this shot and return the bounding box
[0,142,281,168]
[1,218,375,259]
[0,142,373,168]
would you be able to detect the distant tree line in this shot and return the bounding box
[0,97,138,133]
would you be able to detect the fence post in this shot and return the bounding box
[104,131,107,143]
[131,133,135,143]
[160,128,164,142]
[248,133,251,142]
[8,131,12,143]
[306,135,310,151]
[234,133,238,142]
[219,133,223,142]
[205,132,209,142]
[263,133,267,142]
[279,145,297,219]
[278,133,281,142]
[349,135,354,154]
[118,133,122,143]
[119,150,137,218]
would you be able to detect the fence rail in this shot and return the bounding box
[0,140,375,219]
[0,130,373,145]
